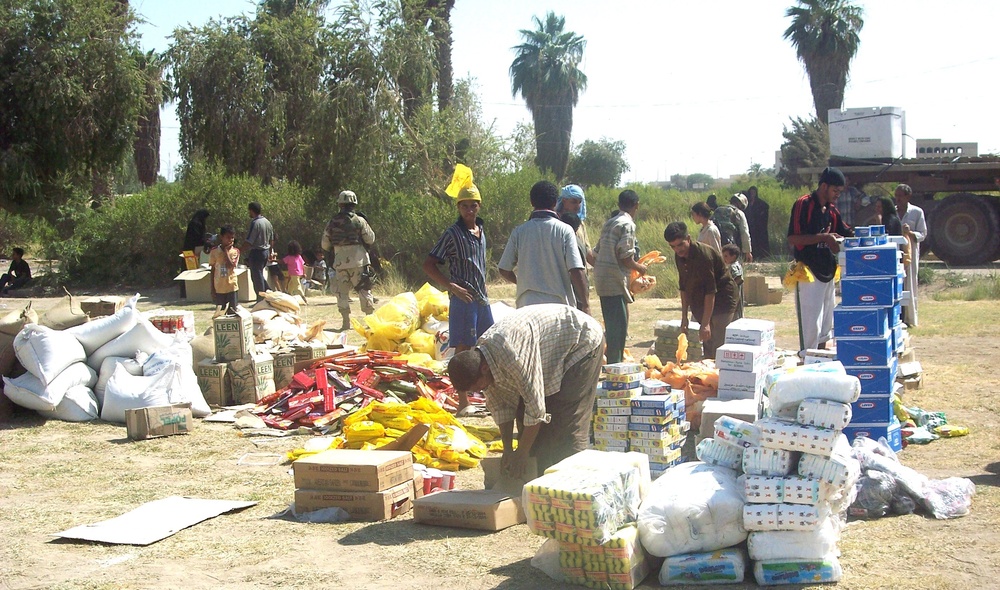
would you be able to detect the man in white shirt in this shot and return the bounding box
[895,184,927,326]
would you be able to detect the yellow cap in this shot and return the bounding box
[457,184,481,203]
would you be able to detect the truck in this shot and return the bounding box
[800,107,1000,266]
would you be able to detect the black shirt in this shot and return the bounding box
[788,192,853,282]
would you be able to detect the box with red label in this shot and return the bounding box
[715,343,771,373]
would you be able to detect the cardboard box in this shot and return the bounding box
[837,336,894,367]
[81,296,125,318]
[481,456,539,491]
[229,352,275,405]
[214,308,255,363]
[293,342,328,363]
[841,276,899,307]
[842,244,902,277]
[413,490,526,531]
[724,318,775,346]
[294,480,413,521]
[174,267,252,303]
[715,343,771,373]
[196,359,230,407]
[272,350,296,390]
[293,449,413,492]
[699,398,762,440]
[834,305,889,338]
[413,471,425,500]
[126,404,194,440]
[717,367,767,396]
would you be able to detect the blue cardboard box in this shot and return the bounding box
[851,394,894,424]
[892,322,904,352]
[834,305,889,338]
[841,276,899,306]
[837,336,894,367]
[845,359,898,395]
[843,419,902,452]
[843,245,900,277]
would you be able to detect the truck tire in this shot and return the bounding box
[929,193,1000,265]
[989,197,1000,262]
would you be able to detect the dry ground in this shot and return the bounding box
[0,281,998,590]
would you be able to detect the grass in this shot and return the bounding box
[933,273,1000,301]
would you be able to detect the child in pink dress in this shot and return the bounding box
[282,240,307,302]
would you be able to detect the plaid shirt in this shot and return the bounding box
[478,304,603,427]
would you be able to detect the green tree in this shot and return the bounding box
[566,138,629,188]
[0,0,145,219]
[687,173,715,190]
[784,0,864,124]
[133,50,169,187]
[777,116,830,187]
[509,12,587,180]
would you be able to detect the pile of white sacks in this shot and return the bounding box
[637,362,863,586]
[2,296,210,423]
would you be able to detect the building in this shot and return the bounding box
[915,139,978,159]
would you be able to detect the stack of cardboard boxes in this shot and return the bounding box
[835,226,905,451]
[293,449,415,520]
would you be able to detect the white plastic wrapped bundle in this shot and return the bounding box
[638,462,747,557]
[799,436,860,487]
[766,370,860,416]
[714,415,760,449]
[782,476,825,505]
[659,548,746,585]
[37,385,99,422]
[797,398,852,431]
[65,296,139,356]
[743,475,785,503]
[747,516,841,560]
[764,360,846,390]
[88,315,173,371]
[523,463,640,545]
[757,418,841,457]
[742,447,797,477]
[742,503,826,531]
[753,557,843,585]
[696,438,743,471]
[1,362,97,411]
[13,324,87,386]
[558,524,652,590]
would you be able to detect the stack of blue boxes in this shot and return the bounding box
[834,225,904,452]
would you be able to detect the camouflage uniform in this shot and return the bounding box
[322,208,376,319]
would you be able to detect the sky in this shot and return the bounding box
[134,0,1000,183]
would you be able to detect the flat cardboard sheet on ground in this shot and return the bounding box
[53,496,257,546]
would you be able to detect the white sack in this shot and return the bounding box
[143,339,211,417]
[94,356,144,409]
[14,324,86,386]
[638,462,747,557]
[2,361,96,411]
[88,315,172,370]
[101,364,179,423]
[65,296,139,356]
[38,385,99,422]
[746,516,842,561]
[767,371,861,416]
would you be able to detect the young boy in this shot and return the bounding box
[721,243,744,320]
[210,226,240,314]
[422,184,493,416]
[0,247,31,295]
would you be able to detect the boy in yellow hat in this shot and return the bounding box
[423,184,493,415]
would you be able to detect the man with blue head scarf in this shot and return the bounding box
[557,185,595,267]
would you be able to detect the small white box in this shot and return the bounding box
[724,318,776,347]
[716,343,771,373]
[718,367,767,395]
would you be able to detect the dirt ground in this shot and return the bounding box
[1,282,998,590]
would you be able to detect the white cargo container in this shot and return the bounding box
[829,107,905,160]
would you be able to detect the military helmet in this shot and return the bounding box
[338,190,358,205]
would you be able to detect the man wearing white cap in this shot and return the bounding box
[322,190,376,330]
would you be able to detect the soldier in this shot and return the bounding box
[322,190,376,330]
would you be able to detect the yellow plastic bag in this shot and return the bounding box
[360,292,420,342]
[406,330,438,357]
[445,163,474,198]
[344,420,386,442]
[415,283,449,320]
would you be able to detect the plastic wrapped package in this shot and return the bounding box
[852,446,976,519]
[714,415,761,449]
[742,446,797,477]
[558,525,654,590]
[743,503,826,531]
[523,463,640,545]
[696,438,743,471]
[659,548,746,585]
[766,370,860,416]
[546,450,652,502]
[849,470,896,519]
[798,436,860,487]
[743,475,833,506]
[754,557,843,585]
[637,462,747,557]
[797,398,852,431]
[747,516,842,561]
[743,475,785,504]
[757,418,841,457]
[891,490,917,515]
[763,360,845,391]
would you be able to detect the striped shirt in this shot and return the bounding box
[428,217,488,302]
[478,304,604,427]
[593,210,637,299]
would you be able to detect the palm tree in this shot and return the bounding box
[783,0,864,125]
[510,12,587,180]
[134,50,168,187]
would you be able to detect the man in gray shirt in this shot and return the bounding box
[243,201,274,302]
[498,181,589,314]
